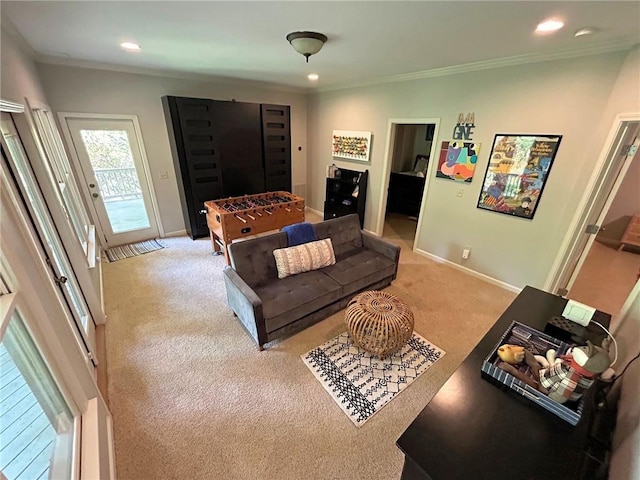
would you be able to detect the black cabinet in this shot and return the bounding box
[324,168,368,228]
[162,96,291,239]
[386,172,425,218]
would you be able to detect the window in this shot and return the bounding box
[1,311,76,480]
[29,107,93,260]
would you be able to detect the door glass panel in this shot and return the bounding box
[1,117,94,351]
[79,129,150,233]
[32,109,92,255]
[1,311,74,480]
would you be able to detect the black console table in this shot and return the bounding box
[397,286,611,480]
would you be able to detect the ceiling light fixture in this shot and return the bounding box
[308,73,319,81]
[574,27,597,37]
[286,31,327,63]
[120,42,141,51]
[535,19,565,33]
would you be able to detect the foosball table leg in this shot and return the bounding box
[210,230,218,253]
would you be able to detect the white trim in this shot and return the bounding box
[612,279,640,334]
[0,99,25,113]
[415,248,522,294]
[544,112,640,292]
[305,206,323,218]
[0,293,18,340]
[87,225,96,269]
[107,414,116,480]
[376,118,441,247]
[163,229,187,238]
[318,39,635,93]
[36,55,308,95]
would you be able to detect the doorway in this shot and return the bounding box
[377,119,439,250]
[60,115,161,247]
[549,114,640,318]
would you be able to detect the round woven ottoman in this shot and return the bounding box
[345,290,414,358]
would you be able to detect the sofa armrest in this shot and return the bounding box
[223,266,267,349]
[362,232,400,262]
[361,232,401,278]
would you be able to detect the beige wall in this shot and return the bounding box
[37,64,308,235]
[1,28,48,105]
[307,52,633,289]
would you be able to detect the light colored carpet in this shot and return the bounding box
[104,212,515,480]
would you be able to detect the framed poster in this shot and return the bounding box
[476,134,562,219]
[332,130,371,162]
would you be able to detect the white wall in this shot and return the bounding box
[307,52,631,289]
[604,146,640,224]
[37,64,308,235]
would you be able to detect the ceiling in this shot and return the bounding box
[3,1,639,91]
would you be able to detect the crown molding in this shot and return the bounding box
[316,39,638,94]
[35,55,310,95]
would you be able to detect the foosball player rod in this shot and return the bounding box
[234,214,247,223]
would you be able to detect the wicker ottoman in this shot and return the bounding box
[345,290,414,358]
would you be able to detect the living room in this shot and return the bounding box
[1,2,639,479]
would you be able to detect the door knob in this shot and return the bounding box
[92,193,99,198]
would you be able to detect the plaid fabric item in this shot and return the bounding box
[539,361,594,402]
[273,238,336,279]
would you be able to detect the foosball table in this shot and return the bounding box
[204,191,305,264]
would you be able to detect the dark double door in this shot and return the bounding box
[163,96,291,238]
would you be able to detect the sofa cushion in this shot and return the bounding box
[273,238,336,279]
[229,232,288,288]
[313,214,363,258]
[255,270,342,333]
[321,248,396,295]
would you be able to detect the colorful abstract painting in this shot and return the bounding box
[476,134,562,220]
[436,141,480,182]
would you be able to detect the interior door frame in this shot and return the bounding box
[58,112,164,248]
[376,118,441,251]
[545,112,640,293]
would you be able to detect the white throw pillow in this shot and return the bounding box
[273,238,336,279]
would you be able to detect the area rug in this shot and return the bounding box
[106,239,164,262]
[302,332,445,426]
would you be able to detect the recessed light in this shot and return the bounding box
[308,73,319,81]
[120,42,141,51]
[575,27,597,37]
[535,19,565,33]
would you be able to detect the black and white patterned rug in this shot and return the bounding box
[302,332,445,426]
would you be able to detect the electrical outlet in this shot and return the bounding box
[462,247,471,259]
[456,188,464,197]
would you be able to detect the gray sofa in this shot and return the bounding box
[223,214,401,350]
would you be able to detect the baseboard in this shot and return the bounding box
[414,248,522,294]
[305,207,323,218]
[163,229,187,238]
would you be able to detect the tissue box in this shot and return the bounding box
[481,321,586,426]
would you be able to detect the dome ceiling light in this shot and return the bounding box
[286,31,327,63]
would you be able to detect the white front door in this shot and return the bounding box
[64,116,159,247]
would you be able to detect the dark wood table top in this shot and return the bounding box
[397,285,611,480]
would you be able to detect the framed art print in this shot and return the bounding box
[332,130,371,162]
[476,134,562,219]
